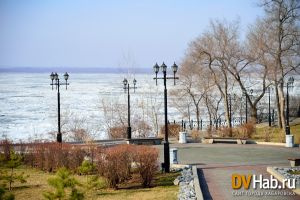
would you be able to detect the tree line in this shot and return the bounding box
[171,0,299,133]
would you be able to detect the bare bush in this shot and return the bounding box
[134,146,159,187]
[0,139,13,161]
[109,126,127,139]
[217,127,233,137]
[96,144,159,189]
[25,143,86,172]
[135,121,152,138]
[191,130,201,142]
[97,144,133,189]
[279,130,286,143]
[263,128,271,142]
[160,124,181,138]
[235,122,256,139]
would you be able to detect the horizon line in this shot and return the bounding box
[0,66,152,74]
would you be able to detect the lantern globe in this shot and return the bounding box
[160,62,167,72]
[64,72,69,81]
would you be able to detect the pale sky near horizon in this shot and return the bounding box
[0,0,264,69]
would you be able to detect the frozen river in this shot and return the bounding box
[0,72,179,141]
[1,72,299,141]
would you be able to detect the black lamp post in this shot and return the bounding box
[240,97,243,125]
[266,86,272,127]
[50,72,69,143]
[153,62,178,173]
[123,78,137,140]
[286,76,294,135]
[243,91,248,124]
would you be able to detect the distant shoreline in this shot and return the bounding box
[0,67,152,74]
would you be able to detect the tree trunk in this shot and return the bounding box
[187,104,191,129]
[250,105,258,123]
[224,94,231,128]
[207,109,212,132]
[278,83,286,130]
[196,106,200,130]
[205,96,213,132]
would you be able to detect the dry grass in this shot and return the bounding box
[291,124,300,144]
[3,166,178,200]
[253,124,300,144]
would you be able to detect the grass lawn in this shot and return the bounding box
[2,166,179,200]
[253,123,300,144]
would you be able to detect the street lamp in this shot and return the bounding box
[286,76,294,135]
[123,78,137,140]
[266,86,272,127]
[50,72,69,143]
[153,62,178,173]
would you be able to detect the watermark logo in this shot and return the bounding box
[232,174,296,190]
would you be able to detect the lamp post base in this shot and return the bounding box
[163,142,170,173]
[57,133,62,143]
[127,126,131,140]
[286,134,294,148]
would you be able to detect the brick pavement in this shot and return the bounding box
[157,143,300,200]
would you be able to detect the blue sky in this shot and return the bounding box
[0,0,263,69]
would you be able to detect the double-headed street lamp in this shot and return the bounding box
[153,62,178,173]
[50,72,69,143]
[123,78,137,140]
[286,76,294,135]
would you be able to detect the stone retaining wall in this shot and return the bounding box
[174,166,203,200]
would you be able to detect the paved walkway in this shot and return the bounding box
[157,143,300,200]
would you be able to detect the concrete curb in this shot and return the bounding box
[171,164,191,169]
[267,166,300,195]
[255,142,286,146]
[192,166,204,200]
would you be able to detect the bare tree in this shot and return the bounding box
[204,89,223,130]
[99,97,127,139]
[187,20,238,127]
[175,57,206,130]
[169,89,194,126]
[259,0,300,130]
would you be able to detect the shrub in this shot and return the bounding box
[96,144,159,189]
[68,146,86,172]
[160,124,181,138]
[27,143,86,172]
[238,122,255,139]
[134,146,159,187]
[85,144,98,165]
[97,144,134,189]
[0,151,27,191]
[109,126,127,139]
[217,127,233,137]
[263,128,271,142]
[0,185,15,200]
[0,139,13,162]
[43,167,84,200]
[78,160,99,191]
[191,130,201,142]
[279,130,286,143]
[135,121,152,138]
